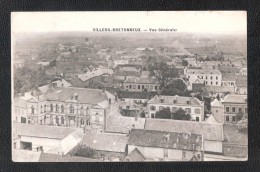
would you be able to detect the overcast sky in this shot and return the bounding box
[11,11,246,34]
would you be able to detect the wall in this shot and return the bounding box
[123,83,160,92]
[20,136,61,153]
[211,106,224,123]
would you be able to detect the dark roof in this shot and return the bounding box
[38,153,101,162]
[145,118,224,141]
[43,87,109,105]
[125,148,146,161]
[128,129,203,151]
[118,91,156,100]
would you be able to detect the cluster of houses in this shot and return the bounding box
[13,44,247,161]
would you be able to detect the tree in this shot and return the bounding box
[237,118,248,132]
[148,62,179,90]
[236,111,244,121]
[49,60,57,67]
[161,79,187,96]
[155,107,171,119]
[182,60,189,66]
[172,108,191,121]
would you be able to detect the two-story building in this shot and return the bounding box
[221,94,248,124]
[25,87,116,133]
[127,129,204,161]
[123,77,160,92]
[185,68,222,86]
[147,95,204,122]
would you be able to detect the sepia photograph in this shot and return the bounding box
[11,11,247,162]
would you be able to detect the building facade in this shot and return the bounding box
[26,87,116,133]
[123,77,160,92]
[221,94,248,124]
[147,95,204,122]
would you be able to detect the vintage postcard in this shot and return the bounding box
[11,11,247,162]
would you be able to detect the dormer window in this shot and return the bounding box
[173,99,177,104]
[187,100,190,104]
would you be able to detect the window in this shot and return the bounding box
[44,105,46,112]
[226,107,230,112]
[56,104,59,112]
[196,117,200,121]
[185,108,191,114]
[159,106,164,111]
[173,99,177,104]
[211,76,213,80]
[216,110,218,113]
[201,76,203,79]
[61,117,64,124]
[182,151,186,159]
[138,85,140,89]
[150,106,156,111]
[164,149,168,157]
[56,116,59,124]
[61,105,64,113]
[155,86,158,90]
[216,82,218,85]
[186,100,190,104]
[238,108,242,112]
[206,76,208,79]
[216,76,218,80]
[80,107,84,115]
[195,109,201,114]
[142,85,145,90]
[31,106,34,114]
[41,106,43,113]
[100,154,105,160]
[50,104,53,112]
[232,107,236,113]
[232,116,236,122]
[206,81,208,84]
[211,82,213,85]
[70,105,74,113]
[172,107,177,112]
[129,85,132,89]
[95,114,99,122]
[86,120,90,126]
[226,116,229,122]
[80,119,84,125]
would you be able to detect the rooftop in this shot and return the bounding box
[106,115,146,134]
[125,148,146,161]
[38,153,101,162]
[13,123,79,140]
[144,118,224,141]
[222,94,247,104]
[43,87,111,105]
[82,132,128,153]
[186,69,221,75]
[128,129,203,151]
[211,99,223,107]
[148,95,203,106]
[205,85,236,93]
[118,91,155,100]
[78,68,113,82]
[124,76,159,84]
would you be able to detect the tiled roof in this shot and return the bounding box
[186,69,221,75]
[125,148,146,161]
[144,118,224,141]
[148,95,203,106]
[13,123,79,139]
[106,115,146,134]
[124,76,159,84]
[222,94,247,104]
[43,87,109,105]
[82,132,128,153]
[38,153,101,162]
[128,129,203,151]
[118,91,153,100]
[78,68,113,82]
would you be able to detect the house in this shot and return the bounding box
[185,68,222,86]
[13,97,29,123]
[127,129,204,161]
[118,101,140,117]
[81,131,128,161]
[144,118,224,153]
[25,87,116,133]
[236,78,247,95]
[106,114,146,134]
[113,59,129,68]
[185,57,197,67]
[221,94,248,124]
[211,99,224,123]
[147,95,204,122]
[205,85,236,98]
[117,91,156,104]
[38,79,72,94]
[185,74,204,91]
[13,123,83,155]
[221,73,236,87]
[123,77,160,92]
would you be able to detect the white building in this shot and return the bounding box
[147,95,204,122]
[185,68,222,86]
